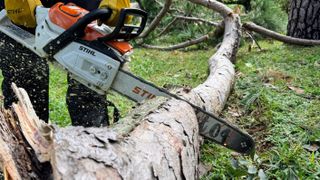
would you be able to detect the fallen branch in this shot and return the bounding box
[157,16,220,37]
[139,0,172,38]
[142,34,210,50]
[154,0,184,14]
[243,30,262,51]
[153,20,225,51]
[174,15,220,26]
[157,17,178,37]
[243,22,320,46]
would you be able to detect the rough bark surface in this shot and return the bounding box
[52,98,200,179]
[287,0,320,39]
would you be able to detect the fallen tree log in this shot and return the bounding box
[0,0,241,179]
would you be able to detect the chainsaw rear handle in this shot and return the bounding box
[98,8,148,41]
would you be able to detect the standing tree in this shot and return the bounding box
[287,0,320,39]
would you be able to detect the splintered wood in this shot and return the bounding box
[11,83,52,162]
[0,84,52,180]
[0,109,29,180]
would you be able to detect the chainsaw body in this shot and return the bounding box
[0,3,143,95]
[0,3,255,154]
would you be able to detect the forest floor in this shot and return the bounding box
[1,40,319,179]
[201,41,320,179]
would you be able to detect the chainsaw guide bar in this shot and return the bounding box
[114,70,255,154]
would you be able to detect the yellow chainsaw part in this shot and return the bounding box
[5,0,42,28]
[99,0,131,26]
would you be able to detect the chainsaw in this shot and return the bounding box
[0,3,254,154]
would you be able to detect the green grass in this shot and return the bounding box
[130,49,211,87]
[202,41,320,179]
[1,40,319,179]
[48,64,69,126]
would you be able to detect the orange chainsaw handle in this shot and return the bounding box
[68,9,112,37]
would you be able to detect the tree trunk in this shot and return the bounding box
[287,0,320,39]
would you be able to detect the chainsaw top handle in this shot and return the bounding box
[68,8,148,40]
[98,8,148,41]
[68,8,112,37]
[43,8,147,56]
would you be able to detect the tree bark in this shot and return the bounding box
[0,0,241,179]
[287,0,320,39]
[217,0,251,12]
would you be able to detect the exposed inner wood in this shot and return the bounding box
[0,85,52,180]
